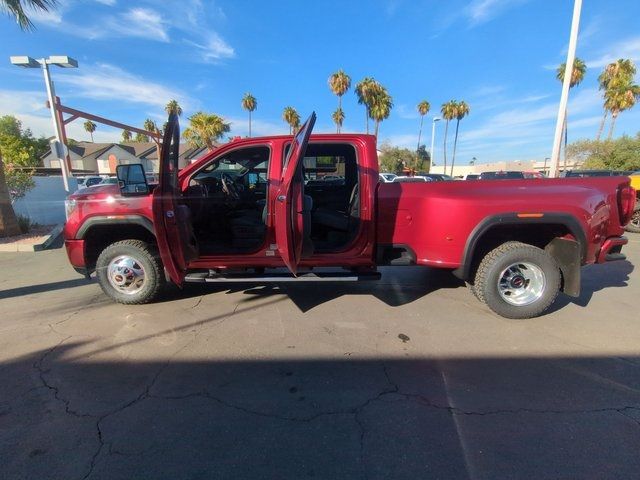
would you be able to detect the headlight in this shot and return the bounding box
[64,199,77,220]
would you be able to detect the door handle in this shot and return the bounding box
[277,195,286,202]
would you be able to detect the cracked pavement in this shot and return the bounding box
[1,239,640,479]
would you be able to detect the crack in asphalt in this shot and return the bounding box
[33,335,93,419]
[81,323,204,479]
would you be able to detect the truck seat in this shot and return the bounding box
[313,184,359,232]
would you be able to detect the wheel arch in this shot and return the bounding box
[79,215,157,274]
[454,213,586,286]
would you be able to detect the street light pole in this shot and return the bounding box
[41,60,71,191]
[549,0,582,178]
[430,117,441,173]
[10,55,78,192]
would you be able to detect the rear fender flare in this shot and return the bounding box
[453,213,587,282]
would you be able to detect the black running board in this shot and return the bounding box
[184,271,381,283]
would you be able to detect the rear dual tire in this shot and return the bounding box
[473,242,561,319]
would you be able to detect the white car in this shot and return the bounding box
[393,176,432,183]
[379,173,397,183]
[77,175,103,189]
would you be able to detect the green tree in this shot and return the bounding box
[597,59,636,140]
[0,116,44,201]
[83,120,96,142]
[369,84,393,139]
[328,69,351,128]
[121,129,132,143]
[605,83,640,139]
[332,107,345,133]
[241,93,257,137]
[282,106,300,135]
[557,57,586,165]
[0,0,58,237]
[182,112,231,150]
[450,101,470,176]
[378,142,429,174]
[355,77,377,134]
[567,134,640,171]
[416,100,430,153]
[165,99,182,117]
[440,100,457,175]
[134,132,149,142]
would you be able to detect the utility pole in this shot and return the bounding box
[430,117,440,173]
[549,0,582,178]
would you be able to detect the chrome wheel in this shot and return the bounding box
[107,255,146,295]
[497,262,546,306]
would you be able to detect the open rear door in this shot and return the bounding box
[275,112,316,275]
[152,113,198,286]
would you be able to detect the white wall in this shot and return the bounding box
[12,176,78,225]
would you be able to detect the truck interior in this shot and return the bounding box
[184,142,360,256]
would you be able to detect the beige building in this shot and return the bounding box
[430,158,583,178]
[41,142,208,174]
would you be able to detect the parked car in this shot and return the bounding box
[626,171,640,233]
[78,175,104,189]
[479,171,526,180]
[563,169,632,177]
[393,176,431,183]
[523,171,545,179]
[465,174,480,180]
[63,112,634,319]
[419,173,454,181]
[379,173,397,183]
[100,177,119,185]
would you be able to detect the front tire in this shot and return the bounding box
[473,241,561,319]
[624,203,640,233]
[96,240,165,304]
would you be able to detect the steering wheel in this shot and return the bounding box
[220,173,240,200]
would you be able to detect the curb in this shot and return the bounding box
[0,224,64,253]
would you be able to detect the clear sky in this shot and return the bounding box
[1,0,639,165]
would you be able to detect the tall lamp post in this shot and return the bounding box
[549,0,582,178]
[430,117,441,173]
[10,55,79,192]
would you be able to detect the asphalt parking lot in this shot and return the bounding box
[1,238,639,480]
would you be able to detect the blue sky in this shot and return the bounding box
[1,0,639,164]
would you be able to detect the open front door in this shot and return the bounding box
[275,112,316,275]
[152,113,198,286]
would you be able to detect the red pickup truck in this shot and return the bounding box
[63,113,635,318]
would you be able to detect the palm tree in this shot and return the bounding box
[83,120,96,142]
[182,111,231,150]
[165,99,182,117]
[282,106,300,135]
[1,0,59,237]
[440,100,457,175]
[450,101,470,177]
[121,130,132,143]
[332,107,345,133]
[241,93,257,137]
[416,100,430,152]
[328,69,351,127]
[597,59,636,140]
[135,132,149,142]
[556,57,586,166]
[1,0,56,30]
[369,85,393,139]
[605,83,640,139]
[355,77,377,134]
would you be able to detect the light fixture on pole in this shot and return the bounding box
[549,0,582,178]
[10,55,79,192]
[430,117,441,172]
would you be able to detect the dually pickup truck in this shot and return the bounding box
[63,113,636,318]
